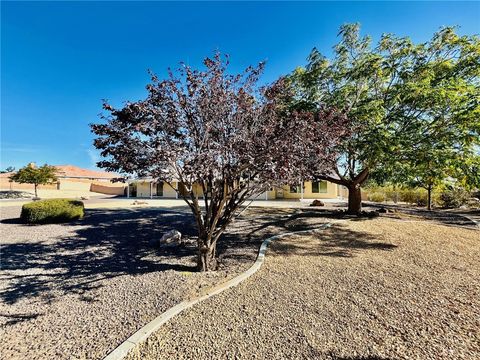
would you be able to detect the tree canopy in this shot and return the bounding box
[288,24,480,212]
[9,163,58,197]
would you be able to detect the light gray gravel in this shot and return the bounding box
[0,206,275,360]
[0,191,34,199]
[3,203,477,360]
[126,218,480,360]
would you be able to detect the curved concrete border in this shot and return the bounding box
[456,213,479,228]
[103,223,333,360]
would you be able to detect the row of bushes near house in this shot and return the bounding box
[365,185,479,209]
[21,199,85,224]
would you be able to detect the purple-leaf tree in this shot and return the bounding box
[91,53,348,271]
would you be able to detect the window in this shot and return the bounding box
[156,182,164,196]
[289,183,301,193]
[312,181,328,193]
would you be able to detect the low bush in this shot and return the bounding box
[21,199,84,224]
[364,185,401,203]
[437,187,471,208]
[384,188,400,203]
[399,188,428,206]
[368,192,386,203]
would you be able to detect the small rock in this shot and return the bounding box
[80,196,90,200]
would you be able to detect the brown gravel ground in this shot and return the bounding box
[127,218,480,360]
[1,205,293,360]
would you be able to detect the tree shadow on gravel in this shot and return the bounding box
[0,208,199,307]
[271,224,396,258]
[0,206,388,311]
[0,312,43,326]
[219,208,384,261]
[331,356,392,360]
[367,203,478,228]
[225,207,377,243]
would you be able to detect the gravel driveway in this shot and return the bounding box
[126,218,480,360]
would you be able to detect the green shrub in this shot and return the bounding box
[368,192,386,203]
[21,199,84,224]
[416,195,428,207]
[438,187,470,208]
[384,188,400,203]
[364,185,401,203]
[399,188,428,206]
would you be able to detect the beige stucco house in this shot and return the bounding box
[1,164,125,195]
[127,178,342,200]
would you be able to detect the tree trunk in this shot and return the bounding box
[427,185,432,211]
[347,185,362,215]
[197,235,217,272]
[34,184,38,198]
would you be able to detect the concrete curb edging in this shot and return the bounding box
[457,214,479,228]
[103,223,333,360]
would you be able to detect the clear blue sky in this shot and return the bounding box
[2,1,479,170]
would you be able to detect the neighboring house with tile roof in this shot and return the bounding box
[54,164,120,181]
[1,164,126,195]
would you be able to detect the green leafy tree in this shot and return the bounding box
[288,24,480,214]
[9,164,58,197]
[373,27,480,210]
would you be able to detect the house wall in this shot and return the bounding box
[282,181,338,199]
[248,188,277,200]
[0,179,58,191]
[188,183,204,198]
[135,181,178,198]
[90,182,126,195]
[58,180,91,191]
[136,181,151,197]
[131,180,338,200]
[163,182,177,198]
[1,177,126,195]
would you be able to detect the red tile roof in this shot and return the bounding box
[54,165,120,179]
[1,165,120,179]
[0,172,14,178]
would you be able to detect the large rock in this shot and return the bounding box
[149,230,183,248]
[160,230,182,246]
[310,199,325,207]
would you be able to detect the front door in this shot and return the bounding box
[156,182,163,196]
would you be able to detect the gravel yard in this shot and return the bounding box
[1,205,296,360]
[127,217,480,360]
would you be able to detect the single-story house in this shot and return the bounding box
[126,178,344,200]
[1,164,125,195]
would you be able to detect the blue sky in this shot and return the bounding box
[2,1,479,170]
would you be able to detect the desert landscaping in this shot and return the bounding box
[1,201,479,359]
[128,218,480,360]
[2,2,480,360]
